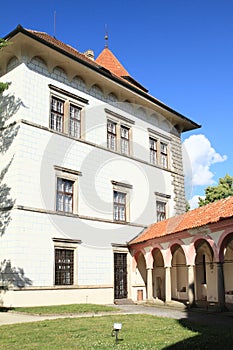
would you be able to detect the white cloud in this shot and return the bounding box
[188,195,205,210]
[182,134,227,187]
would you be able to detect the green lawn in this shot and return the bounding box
[0,313,233,349]
[12,303,118,315]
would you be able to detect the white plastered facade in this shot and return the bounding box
[0,29,197,306]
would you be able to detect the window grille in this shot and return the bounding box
[55,249,74,285]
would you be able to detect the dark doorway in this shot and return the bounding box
[114,253,127,299]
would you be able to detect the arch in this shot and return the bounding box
[70,75,86,91]
[149,112,160,127]
[219,232,233,303]
[131,248,145,271]
[122,100,134,114]
[194,239,214,302]
[6,56,19,72]
[165,239,187,267]
[136,107,147,120]
[218,230,233,261]
[152,247,165,300]
[170,240,188,257]
[170,244,188,301]
[30,56,47,68]
[107,92,118,103]
[89,84,104,100]
[51,66,67,83]
[160,118,172,133]
[134,251,147,285]
[192,236,218,262]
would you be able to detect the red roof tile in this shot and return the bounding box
[27,29,148,91]
[130,196,233,245]
[28,30,100,68]
[96,47,130,77]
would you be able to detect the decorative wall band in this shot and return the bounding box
[105,108,135,124]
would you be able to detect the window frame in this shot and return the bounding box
[112,181,132,223]
[160,142,168,169]
[53,238,80,286]
[56,177,74,213]
[148,128,171,169]
[120,125,130,155]
[105,109,134,156]
[156,200,167,222]
[50,96,64,132]
[149,137,157,165]
[69,103,81,138]
[154,192,171,222]
[54,248,74,285]
[113,190,127,222]
[107,119,117,151]
[54,166,82,215]
[49,85,89,138]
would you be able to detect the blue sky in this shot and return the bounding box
[1,0,232,207]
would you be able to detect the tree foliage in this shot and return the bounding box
[198,174,233,207]
[0,38,10,93]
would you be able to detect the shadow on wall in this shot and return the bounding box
[0,92,23,236]
[0,259,32,307]
[0,259,32,290]
[0,158,15,236]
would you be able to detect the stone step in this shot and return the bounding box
[114,298,135,305]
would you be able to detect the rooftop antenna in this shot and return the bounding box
[104,24,108,48]
[54,10,56,38]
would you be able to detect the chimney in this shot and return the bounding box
[84,49,94,60]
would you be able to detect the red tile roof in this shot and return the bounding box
[4,25,200,132]
[96,47,130,78]
[26,29,148,93]
[130,196,233,245]
[28,30,100,68]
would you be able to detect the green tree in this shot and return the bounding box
[0,39,10,93]
[0,38,21,236]
[198,174,233,207]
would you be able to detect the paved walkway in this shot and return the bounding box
[0,304,233,328]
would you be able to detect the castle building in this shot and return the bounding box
[0,25,199,306]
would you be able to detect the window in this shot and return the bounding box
[69,104,81,138]
[56,178,74,213]
[148,129,171,168]
[54,166,81,215]
[105,109,134,156]
[114,191,126,221]
[160,142,168,168]
[49,85,88,137]
[53,238,80,286]
[107,121,131,155]
[50,97,64,132]
[107,120,117,151]
[112,181,132,222]
[120,126,130,155]
[149,137,157,164]
[155,192,170,222]
[55,249,74,285]
[156,201,166,222]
